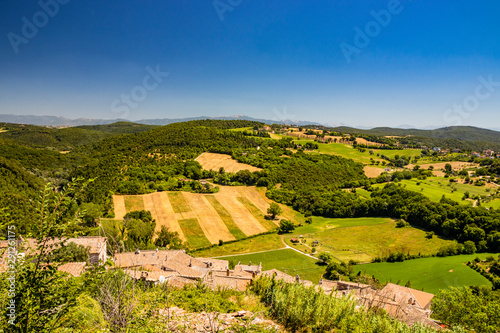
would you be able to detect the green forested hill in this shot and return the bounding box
[325,125,500,150]
[0,122,159,151]
[0,156,43,236]
[75,121,158,133]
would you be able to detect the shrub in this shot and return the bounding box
[278,219,295,234]
[395,219,408,228]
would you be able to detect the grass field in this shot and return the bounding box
[194,233,284,257]
[355,253,496,294]
[219,249,325,282]
[483,199,500,209]
[286,218,456,263]
[354,188,372,199]
[372,177,496,206]
[178,218,211,248]
[289,138,423,166]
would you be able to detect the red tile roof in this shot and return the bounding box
[206,275,252,292]
[57,262,86,277]
[381,283,434,310]
[123,268,179,282]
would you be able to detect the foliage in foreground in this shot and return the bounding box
[251,276,463,333]
[432,286,500,333]
[1,181,87,332]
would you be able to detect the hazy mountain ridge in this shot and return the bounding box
[0,114,321,127]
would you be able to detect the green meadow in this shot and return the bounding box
[193,233,285,257]
[355,254,496,294]
[219,248,325,282]
[289,137,423,165]
[292,217,388,235]
[372,177,497,206]
[286,218,456,263]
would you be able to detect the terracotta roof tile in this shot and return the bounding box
[196,257,229,270]
[21,237,106,257]
[123,268,179,282]
[261,269,296,284]
[206,276,251,292]
[167,276,198,288]
[381,283,434,310]
[163,261,208,279]
[113,250,184,268]
[57,262,86,277]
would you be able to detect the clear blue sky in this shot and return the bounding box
[1,0,499,128]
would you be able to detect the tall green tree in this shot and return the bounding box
[267,203,283,220]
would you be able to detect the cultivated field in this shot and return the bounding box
[407,161,477,171]
[364,166,386,178]
[112,186,283,248]
[355,253,495,294]
[195,152,262,173]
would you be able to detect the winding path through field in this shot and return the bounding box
[279,236,319,260]
[209,236,321,260]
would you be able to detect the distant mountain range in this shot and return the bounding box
[0,114,322,127]
[2,113,500,146]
